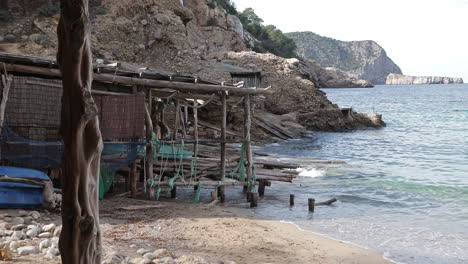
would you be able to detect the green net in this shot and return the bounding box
[99,166,117,200]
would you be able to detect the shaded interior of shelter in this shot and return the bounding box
[0,52,297,204]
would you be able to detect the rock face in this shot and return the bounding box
[287,31,402,84]
[385,73,464,85]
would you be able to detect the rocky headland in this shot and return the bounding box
[287,31,402,85]
[385,73,464,85]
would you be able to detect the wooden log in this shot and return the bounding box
[290,194,295,206]
[308,198,315,212]
[244,95,253,191]
[220,92,227,188]
[0,74,12,160]
[152,180,257,187]
[217,186,225,203]
[258,179,266,197]
[246,191,252,202]
[42,181,55,209]
[210,191,217,202]
[57,0,102,262]
[130,161,137,199]
[144,103,155,200]
[173,100,180,140]
[250,192,258,208]
[1,63,273,95]
[315,198,337,206]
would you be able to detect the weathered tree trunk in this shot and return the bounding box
[57,0,103,263]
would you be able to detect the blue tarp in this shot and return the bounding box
[0,166,50,208]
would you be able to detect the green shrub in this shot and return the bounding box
[39,1,60,17]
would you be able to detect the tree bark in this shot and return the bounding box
[57,0,103,263]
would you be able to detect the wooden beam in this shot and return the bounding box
[144,103,155,200]
[220,92,227,202]
[1,63,273,95]
[244,95,253,190]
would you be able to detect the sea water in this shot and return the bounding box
[254,84,468,264]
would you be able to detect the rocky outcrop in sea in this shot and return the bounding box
[385,73,464,85]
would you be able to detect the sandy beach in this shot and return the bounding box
[1,197,390,264]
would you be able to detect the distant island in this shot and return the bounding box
[386,73,464,85]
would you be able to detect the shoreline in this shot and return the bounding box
[1,197,391,264]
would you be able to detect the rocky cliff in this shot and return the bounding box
[385,73,464,85]
[0,0,384,133]
[287,31,402,85]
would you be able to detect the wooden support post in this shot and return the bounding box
[217,186,225,203]
[0,73,12,161]
[170,185,177,199]
[250,192,258,208]
[220,91,227,201]
[179,106,187,138]
[246,191,252,202]
[258,180,266,197]
[290,194,295,206]
[173,99,180,140]
[210,191,217,202]
[130,161,137,199]
[57,0,102,262]
[308,198,315,212]
[243,95,253,193]
[145,103,155,200]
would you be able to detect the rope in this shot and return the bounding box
[186,94,216,109]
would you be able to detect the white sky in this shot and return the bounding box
[232,0,468,81]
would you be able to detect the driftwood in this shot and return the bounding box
[57,0,103,263]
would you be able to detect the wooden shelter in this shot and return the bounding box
[0,52,296,206]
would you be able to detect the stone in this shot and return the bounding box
[51,237,59,248]
[12,217,24,225]
[286,58,300,66]
[143,252,157,260]
[130,244,137,248]
[152,257,175,264]
[141,19,148,25]
[46,247,60,258]
[0,230,5,237]
[30,211,40,220]
[9,240,22,250]
[42,223,56,233]
[26,227,39,238]
[17,246,38,256]
[153,248,170,258]
[53,225,62,237]
[12,231,25,240]
[131,257,152,264]
[23,216,33,224]
[138,44,146,50]
[5,230,13,236]
[3,216,12,222]
[39,239,51,250]
[18,210,28,216]
[4,34,16,43]
[0,36,4,42]
[11,224,27,231]
[155,14,171,25]
[21,35,28,41]
[153,29,163,40]
[38,232,51,238]
[137,248,150,255]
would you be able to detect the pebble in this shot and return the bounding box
[130,244,137,248]
[9,240,22,250]
[39,238,51,250]
[42,223,56,233]
[131,257,152,264]
[152,257,175,264]
[17,245,38,256]
[5,230,13,236]
[51,237,59,248]
[18,210,28,216]
[12,217,24,225]
[12,230,25,240]
[46,247,60,258]
[30,211,41,220]
[53,225,62,237]
[11,224,26,231]
[0,230,5,237]
[143,252,157,260]
[141,19,148,25]
[4,216,12,222]
[137,248,151,255]
[153,248,170,258]
[38,232,51,238]
[26,227,39,238]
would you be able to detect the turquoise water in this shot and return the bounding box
[255,84,468,264]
